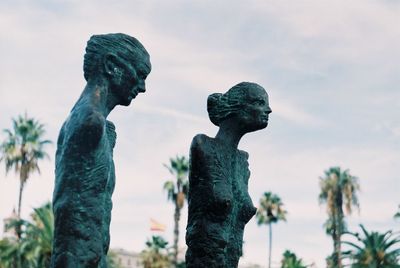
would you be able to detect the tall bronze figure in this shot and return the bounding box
[185,82,272,267]
[51,33,151,268]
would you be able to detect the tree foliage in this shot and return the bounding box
[0,202,122,268]
[281,250,308,268]
[0,113,51,218]
[343,224,400,267]
[0,202,53,267]
[256,192,287,268]
[319,167,360,268]
[257,192,287,225]
[163,155,189,265]
[139,236,172,268]
[163,156,189,208]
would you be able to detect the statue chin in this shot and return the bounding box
[245,122,268,133]
[119,98,133,106]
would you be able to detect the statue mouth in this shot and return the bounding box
[130,89,139,99]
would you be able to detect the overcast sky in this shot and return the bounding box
[0,1,399,267]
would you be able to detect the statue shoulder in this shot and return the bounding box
[73,107,105,134]
[63,107,106,150]
[190,134,214,154]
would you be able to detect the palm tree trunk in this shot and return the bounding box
[17,179,24,220]
[16,180,24,268]
[173,202,180,266]
[18,147,27,219]
[332,227,339,268]
[16,164,27,268]
[332,230,342,268]
[16,165,27,240]
[336,211,343,268]
[336,189,343,268]
[331,204,343,268]
[268,223,272,268]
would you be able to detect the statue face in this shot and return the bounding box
[111,55,151,106]
[239,87,271,132]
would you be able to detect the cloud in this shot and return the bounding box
[134,103,208,123]
[272,95,328,126]
[373,120,400,139]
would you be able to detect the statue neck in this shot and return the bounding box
[215,119,245,149]
[77,77,116,118]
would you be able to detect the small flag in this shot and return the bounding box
[150,218,166,232]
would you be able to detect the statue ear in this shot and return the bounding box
[103,53,124,78]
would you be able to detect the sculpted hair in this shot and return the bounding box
[83,33,149,81]
[207,82,261,126]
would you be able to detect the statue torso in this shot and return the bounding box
[186,134,256,267]
[53,112,116,207]
[52,106,117,266]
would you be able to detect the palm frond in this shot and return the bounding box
[256,191,287,226]
[342,224,400,266]
[163,155,189,205]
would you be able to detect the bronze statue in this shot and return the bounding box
[51,33,151,267]
[185,82,272,267]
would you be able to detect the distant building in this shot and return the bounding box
[239,263,266,268]
[111,248,141,268]
[110,247,266,268]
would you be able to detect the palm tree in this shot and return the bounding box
[163,155,189,266]
[21,202,54,267]
[0,202,54,268]
[0,113,51,220]
[319,167,360,268]
[342,224,400,267]
[281,250,308,268]
[256,192,287,268]
[139,235,172,268]
[0,237,19,268]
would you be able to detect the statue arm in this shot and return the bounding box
[65,109,106,152]
[190,135,232,218]
[189,134,206,185]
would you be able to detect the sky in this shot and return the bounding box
[0,0,399,267]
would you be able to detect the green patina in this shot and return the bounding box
[186,82,272,267]
[51,33,151,268]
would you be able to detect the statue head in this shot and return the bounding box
[207,82,271,133]
[83,33,151,106]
